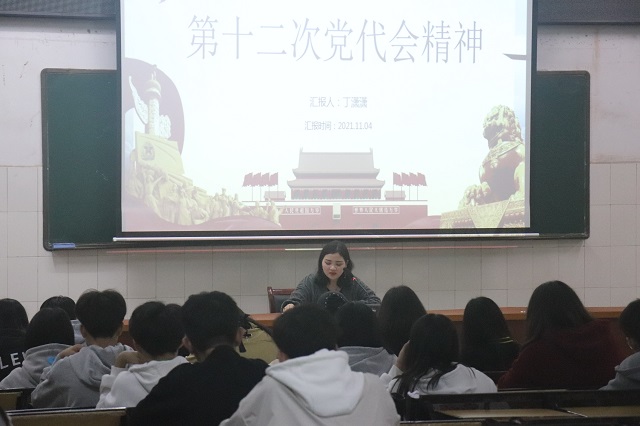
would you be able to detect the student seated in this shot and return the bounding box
[40,295,84,345]
[498,280,625,389]
[377,285,427,356]
[96,301,187,408]
[0,299,29,382]
[220,304,400,426]
[0,307,74,389]
[31,289,129,408]
[336,302,396,376]
[602,298,640,390]
[384,314,497,396]
[129,291,268,426]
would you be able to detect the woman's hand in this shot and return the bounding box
[282,303,295,312]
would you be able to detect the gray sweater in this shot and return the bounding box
[0,343,70,389]
[282,273,380,310]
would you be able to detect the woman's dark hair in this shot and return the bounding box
[0,298,29,331]
[377,285,427,356]
[130,301,184,356]
[336,302,383,348]
[619,299,640,345]
[462,296,512,347]
[525,280,593,345]
[25,307,74,349]
[395,314,458,396]
[40,296,77,320]
[314,240,354,287]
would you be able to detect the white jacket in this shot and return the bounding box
[0,343,69,389]
[221,349,399,426]
[383,363,497,397]
[96,356,188,408]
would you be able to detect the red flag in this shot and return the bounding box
[418,172,427,186]
[393,172,401,186]
[242,173,253,187]
[269,172,278,186]
[410,173,419,185]
[261,173,270,186]
[402,173,410,186]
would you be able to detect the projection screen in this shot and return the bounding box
[117,0,534,241]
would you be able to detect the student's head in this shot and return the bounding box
[129,301,184,357]
[316,240,353,284]
[181,291,243,355]
[40,296,77,320]
[526,280,592,344]
[273,304,339,360]
[336,302,382,348]
[0,298,29,331]
[462,296,512,346]
[619,299,640,352]
[75,289,127,339]
[396,314,459,395]
[377,285,427,356]
[25,307,74,350]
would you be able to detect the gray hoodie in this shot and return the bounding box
[601,352,640,390]
[31,343,130,408]
[0,343,70,390]
[340,346,397,376]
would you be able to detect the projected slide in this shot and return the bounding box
[119,0,532,235]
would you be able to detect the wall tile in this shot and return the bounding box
[0,212,7,259]
[7,212,38,257]
[37,254,69,302]
[610,163,637,205]
[402,249,429,291]
[585,205,610,247]
[507,247,533,289]
[97,253,128,296]
[0,168,7,212]
[507,289,532,307]
[267,249,297,289]
[424,290,455,310]
[454,290,480,309]
[590,163,610,205]
[7,257,38,301]
[532,245,559,285]
[584,287,611,307]
[126,298,151,319]
[428,249,455,291]
[0,258,8,299]
[558,243,585,286]
[611,287,637,306]
[454,249,482,291]
[611,246,636,288]
[156,252,185,299]
[37,212,49,257]
[480,289,508,306]
[376,248,403,294]
[184,252,213,296]
[481,249,507,290]
[127,253,157,299]
[210,250,241,295]
[239,294,269,315]
[22,302,39,321]
[293,248,319,283]
[611,205,637,246]
[7,167,37,212]
[352,247,376,289]
[240,250,271,296]
[37,167,43,213]
[584,246,611,288]
[68,254,98,300]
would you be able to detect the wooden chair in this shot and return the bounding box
[8,407,127,426]
[0,388,33,411]
[267,286,294,313]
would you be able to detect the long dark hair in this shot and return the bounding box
[378,285,427,356]
[395,314,458,396]
[525,280,593,346]
[314,240,354,287]
[462,296,512,347]
[0,298,28,331]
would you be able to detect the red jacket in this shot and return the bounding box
[497,320,624,390]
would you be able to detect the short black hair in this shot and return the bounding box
[181,291,242,353]
[75,289,127,339]
[0,298,29,330]
[25,307,74,350]
[130,301,184,356]
[336,302,382,348]
[620,299,640,343]
[273,304,338,359]
[40,296,77,320]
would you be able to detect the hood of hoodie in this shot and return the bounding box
[614,352,640,383]
[126,357,189,392]
[339,346,396,375]
[21,343,70,383]
[69,344,128,388]
[266,349,365,417]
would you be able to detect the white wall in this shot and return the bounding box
[1,18,639,318]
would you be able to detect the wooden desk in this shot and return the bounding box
[437,408,578,420]
[564,406,640,418]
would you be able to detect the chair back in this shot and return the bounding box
[267,287,294,313]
